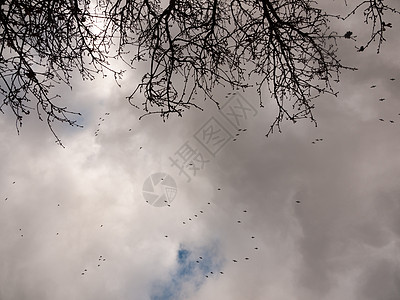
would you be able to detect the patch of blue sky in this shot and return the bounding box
[150,243,223,300]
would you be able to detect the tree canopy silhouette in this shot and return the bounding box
[0,0,399,144]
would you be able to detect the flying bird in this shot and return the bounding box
[233,260,238,263]
[379,118,384,121]
[390,120,395,123]
[296,200,301,204]
[370,85,376,88]
[379,98,385,101]
[390,78,395,81]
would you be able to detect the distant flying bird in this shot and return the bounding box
[370,85,376,88]
[194,215,198,217]
[243,210,247,213]
[296,200,301,204]
[245,257,249,260]
[196,261,199,263]
[210,272,214,274]
[312,141,315,144]
[207,202,211,205]
[251,236,255,239]
[84,269,87,272]
[98,265,100,267]
[220,272,224,274]
[183,222,186,224]
[139,147,142,149]
[81,273,85,275]
[12,181,15,184]
[4,198,7,201]
[379,118,384,121]
[200,210,204,213]
[233,260,238,263]
[165,235,168,238]
[205,275,209,278]
[390,120,395,123]
[379,98,385,101]
[390,78,395,81]
[254,247,259,250]
[217,188,221,190]
[199,257,203,259]
[237,221,241,223]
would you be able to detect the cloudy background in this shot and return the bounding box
[1,1,400,300]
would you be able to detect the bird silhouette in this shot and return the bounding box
[233,260,238,263]
[296,200,301,204]
[379,118,384,121]
[220,272,224,274]
[379,98,385,101]
[390,120,395,123]
[370,85,376,88]
[245,257,249,260]
[390,78,395,81]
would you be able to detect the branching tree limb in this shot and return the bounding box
[0,0,399,143]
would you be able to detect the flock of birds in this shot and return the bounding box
[81,255,107,276]
[373,78,399,123]
[2,77,397,281]
[160,186,301,279]
[94,112,111,137]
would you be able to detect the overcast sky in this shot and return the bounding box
[1,1,400,300]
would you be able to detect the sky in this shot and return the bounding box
[1,1,400,300]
